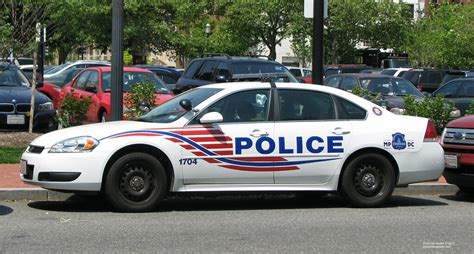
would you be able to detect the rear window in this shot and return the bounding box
[381,70,397,76]
[183,60,203,79]
[232,62,286,75]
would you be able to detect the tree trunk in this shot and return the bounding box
[132,53,146,65]
[58,47,68,64]
[269,45,277,61]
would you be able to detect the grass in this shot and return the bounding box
[0,132,41,164]
[0,147,26,163]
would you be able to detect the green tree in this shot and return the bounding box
[225,0,297,60]
[406,3,474,69]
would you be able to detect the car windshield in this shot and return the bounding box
[45,63,69,74]
[0,67,30,87]
[102,71,171,94]
[138,88,222,123]
[45,68,83,87]
[361,78,422,97]
[232,62,298,82]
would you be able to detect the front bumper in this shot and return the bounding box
[0,110,55,131]
[20,149,105,191]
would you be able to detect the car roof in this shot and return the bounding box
[86,66,152,73]
[134,65,181,74]
[191,56,280,64]
[0,62,19,69]
[328,73,402,79]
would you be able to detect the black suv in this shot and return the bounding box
[174,54,298,93]
[400,68,445,93]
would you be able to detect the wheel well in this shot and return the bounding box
[338,148,399,190]
[102,144,174,192]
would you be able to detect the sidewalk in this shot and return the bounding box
[0,163,458,201]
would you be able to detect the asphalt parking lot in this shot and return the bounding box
[1,192,473,253]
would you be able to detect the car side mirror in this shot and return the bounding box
[179,99,192,111]
[35,80,44,88]
[199,112,223,124]
[215,75,228,83]
[85,86,97,93]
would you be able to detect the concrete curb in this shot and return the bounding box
[0,184,460,201]
[0,188,73,201]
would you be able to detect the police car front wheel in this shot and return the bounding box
[340,153,396,208]
[104,152,168,212]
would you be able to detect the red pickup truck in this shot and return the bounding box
[441,115,474,194]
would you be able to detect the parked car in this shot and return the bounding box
[135,65,181,90]
[44,60,110,79]
[380,67,413,77]
[59,67,174,123]
[400,68,445,93]
[432,78,474,116]
[441,115,474,194]
[286,66,312,78]
[324,65,372,77]
[21,81,444,211]
[440,70,474,85]
[175,54,298,93]
[0,62,55,131]
[323,73,424,110]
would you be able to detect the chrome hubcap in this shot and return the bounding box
[130,176,145,191]
[362,173,376,188]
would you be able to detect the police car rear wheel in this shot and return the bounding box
[340,153,395,208]
[104,153,167,212]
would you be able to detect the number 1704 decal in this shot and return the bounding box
[179,158,198,165]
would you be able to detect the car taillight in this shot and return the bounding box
[417,84,423,91]
[424,119,438,142]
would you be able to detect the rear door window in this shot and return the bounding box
[194,61,218,81]
[183,60,204,79]
[459,81,474,98]
[324,76,342,88]
[435,81,461,98]
[341,77,357,91]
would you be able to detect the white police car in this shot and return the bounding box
[21,82,444,212]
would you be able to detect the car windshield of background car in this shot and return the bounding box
[380,69,397,76]
[137,88,222,123]
[392,79,424,97]
[45,63,69,75]
[232,62,298,82]
[0,68,30,87]
[361,78,395,96]
[102,72,171,94]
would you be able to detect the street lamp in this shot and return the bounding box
[205,23,211,37]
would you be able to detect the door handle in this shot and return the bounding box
[250,129,269,137]
[332,127,351,135]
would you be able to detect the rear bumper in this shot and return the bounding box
[443,170,474,188]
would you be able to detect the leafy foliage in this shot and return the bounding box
[351,86,381,104]
[403,95,455,132]
[124,82,157,120]
[57,94,91,128]
[464,102,474,116]
[406,3,474,69]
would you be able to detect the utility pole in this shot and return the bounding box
[38,26,45,81]
[111,0,124,121]
[311,0,324,85]
[29,23,41,133]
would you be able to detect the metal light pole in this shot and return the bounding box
[312,0,324,85]
[111,0,124,121]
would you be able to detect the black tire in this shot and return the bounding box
[457,186,474,194]
[339,153,395,208]
[100,111,108,123]
[104,153,167,212]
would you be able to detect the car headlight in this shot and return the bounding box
[38,102,54,112]
[49,136,99,153]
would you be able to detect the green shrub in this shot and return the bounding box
[124,82,157,120]
[464,102,474,115]
[57,94,92,128]
[351,86,381,104]
[403,95,454,133]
